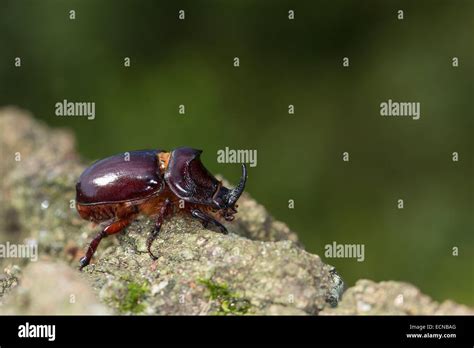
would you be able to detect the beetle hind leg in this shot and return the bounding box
[79,218,131,270]
[191,209,228,234]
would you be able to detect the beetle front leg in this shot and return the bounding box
[147,198,171,260]
[79,219,131,270]
[191,209,228,234]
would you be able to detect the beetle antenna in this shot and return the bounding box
[226,163,247,207]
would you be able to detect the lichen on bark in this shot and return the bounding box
[1,107,471,316]
[0,107,342,315]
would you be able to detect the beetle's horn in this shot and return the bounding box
[226,163,247,207]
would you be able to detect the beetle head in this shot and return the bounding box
[212,164,247,221]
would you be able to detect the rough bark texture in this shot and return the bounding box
[0,107,471,315]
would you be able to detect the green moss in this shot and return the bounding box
[118,282,149,314]
[198,278,251,315]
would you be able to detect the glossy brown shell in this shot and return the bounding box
[76,150,164,205]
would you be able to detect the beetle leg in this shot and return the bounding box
[79,219,131,270]
[191,209,228,234]
[147,198,171,260]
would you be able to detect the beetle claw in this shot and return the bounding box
[79,256,89,270]
[146,229,161,261]
[148,250,159,261]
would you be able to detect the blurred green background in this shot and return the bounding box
[1,0,472,305]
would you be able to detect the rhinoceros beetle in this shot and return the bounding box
[75,147,247,269]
